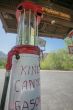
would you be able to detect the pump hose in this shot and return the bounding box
[0,71,10,110]
[0,48,19,110]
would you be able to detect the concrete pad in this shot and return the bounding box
[0,69,73,110]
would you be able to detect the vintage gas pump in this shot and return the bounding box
[2,2,42,110]
[64,30,73,54]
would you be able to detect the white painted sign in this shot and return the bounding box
[7,54,41,110]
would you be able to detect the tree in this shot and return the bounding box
[0,59,6,68]
[40,49,73,70]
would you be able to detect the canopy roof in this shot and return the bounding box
[0,0,73,39]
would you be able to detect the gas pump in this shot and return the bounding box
[1,1,43,110]
[64,30,73,54]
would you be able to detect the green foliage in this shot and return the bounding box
[0,49,73,70]
[64,37,73,46]
[40,49,73,70]
[0,58,6,68]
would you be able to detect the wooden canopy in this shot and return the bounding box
[0,0,73,39]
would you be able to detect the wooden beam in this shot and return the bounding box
[45,2,73,17]
[39,32,64,39]
[0,1,72,39]
[43,14,73,28]
[5,27,17,33]
[0,4,15,14]
[0,12,8,32]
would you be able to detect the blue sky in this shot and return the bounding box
[0,20,65,54]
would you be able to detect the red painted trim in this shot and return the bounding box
[68,30,73,38]
[16,1,42,21]
[6,45,40,71]
[17,1,42,13]
[12,45,40,55]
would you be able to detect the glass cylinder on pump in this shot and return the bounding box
[6,2,43,110]
[16,4,42,46]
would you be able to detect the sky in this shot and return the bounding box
[0,20,65,54]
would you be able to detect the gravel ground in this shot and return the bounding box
[0,69,73,110]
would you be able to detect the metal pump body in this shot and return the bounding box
[4,1,43,110]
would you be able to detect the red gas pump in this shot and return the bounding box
[1,1,43,110]
[67,30,73,54]
[65,30,73,54]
